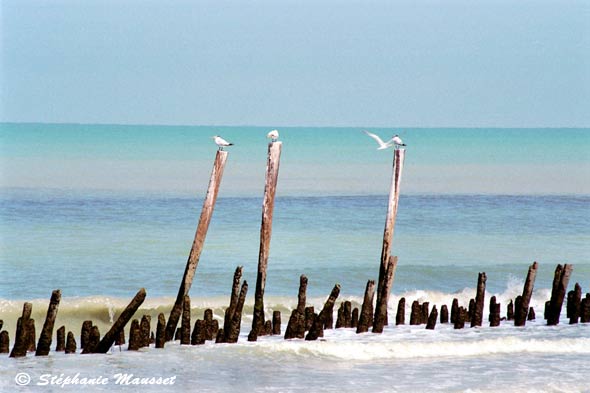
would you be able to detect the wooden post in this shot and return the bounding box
[65,332,76,354]
[396,297,405,325]
[450,298,459,324]
[373,256,398,333]
[140,315,151,347]
[375,149,405,327]
[515,262,538,327]
[93,288,147,353]
[568,283,582,324]
[156,313,166,349]
[81,320,92,350]
[489,296,501,327]
[35,289,61,356]
[454,307,467,329]
[251,142,283,340]
[55,326,65,351]
[440,305,449,324]
[357,280,375,334]
[224,281,248,343]
[166,150,229,341]
[410,301,421,325]
[128,320,142,350]
[223,266,243,337]
[425,306,438,330]
[471,272,486,327]
[115,329,125,346]
[317,284,341,331]
[83,326,100,354]
[580,294,590,323]
[547,264,573,325]
[285,275,307,339]
[181,295,191,345]
[9,302,32,358]
[0,331,9,353]
[305,313,324,341]
[528,307,536,321]
[305,306,315,331]
[272,311,281,335]
[27,319,36,352]
[421,302,430,325]
[507,300,514,320]
[351,307,359,329]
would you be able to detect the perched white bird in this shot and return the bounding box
[212,135,233,150]
[267,129,279,142]
[391,134,406,150]
[363,130,393,150]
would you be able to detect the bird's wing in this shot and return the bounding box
[363,130,386,146]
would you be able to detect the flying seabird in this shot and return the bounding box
[267,129,279,142]
[213,135,233,151]
[363,130,393,150]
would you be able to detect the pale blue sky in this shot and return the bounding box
[1,0,589,127]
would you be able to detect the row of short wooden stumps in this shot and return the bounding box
[2,262,590,357]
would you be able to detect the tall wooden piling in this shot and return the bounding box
[251,141,283,340]
[547,264,573,325]
[471,273,486,327]
[35,289,61,356]
[357,280,375,334]
[515,262,538,327]
[373,256,398,333]
[9,302,32,358]
[93,288,146,353]
[375,149,405,327]
[165,150,229,341]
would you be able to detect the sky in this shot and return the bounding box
[1,0,589,127]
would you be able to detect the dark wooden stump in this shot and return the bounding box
[507,300,514,321]
[421,302,429,325]
[544,300,550,320]
[9,302,32,358]
[515,296,523,323]
[580,294,590,323]
[27,319,37,352]
[81,320,92,351]
[454,307,467,329]
[82,326,100,354]
[128,319,142,350]
[468,299,475,322]
[396,298,405,325]
[285,275,308,339]
[426,306,438,330]
[0,331,9,353]
[140,315,151,347]
[440,305,449,324]
[56,326,66,351]
[471,272,486,327]
[36,289,62,356]
[450,298,459,324]
[223,266,243,337]
[115,329,125,346]
[272,311,281,335]
[568,283,582,324]
[191,320,206,345]
[528,307,536,321]
[351,307,359,329]
[65,332,76,354]
[264,320,273,335]
[515,262,538,327]
[320,284,340,330]
[305,313,324,341]
[547,264,573,325]
[356,280,375,333]
[410,300,421,325]
[224,281,248,343]
[343,301,352,328]
[215,329,224,343]
[181,295,191,345]
[305,307,315,331]
[336,302,345,328]
[489,296,501,327]
[156,313,166,349]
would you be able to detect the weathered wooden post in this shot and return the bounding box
[0,331,9,353]
[507,300,514,320]
[83,326,100,354]
[305,306,315,331]
[515,262,538,327]
[421,302,430,325]
[410,301,421,325]
[450,298,459,324]
[568,283,582,324]
[471,272,486,327]
[9,302,32,358]
[165,150,229,340]
[128,320,142,350]
[140,315,151,347]
[285,275,308,339]
[528,307,536,320]
[357,280,375,333]
[81,320,92,350]
[374,256,398,333]
[272,311,281,335]
[155,313,166,349]
[396,297,405,325]
[547,264,573,325]
[224,281,248,343]
[55,326,65,351]
[65,332,76,354]
[250,141,282,341]
[93,288,147,353]
[351,307,359,329]
[454,307,467,329]
[27,319,36,352]
[181,295,191,345]
[426,306,438,330]
[580,294,590,323]
[440,305,449,324]
[489,296,501,327]
[375,149,405,327]
[35,289,61,356]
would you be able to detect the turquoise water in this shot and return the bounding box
[1,124,589,392]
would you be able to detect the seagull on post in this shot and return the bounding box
[212,135,233,151]
[267,129,279,142]
[391,134,406,150]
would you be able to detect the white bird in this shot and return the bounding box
[391,134,406,150]
[363,130,394,150]
[212,135,233,150]
[267,129,279,142]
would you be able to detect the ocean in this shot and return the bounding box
[1,124,589,392]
